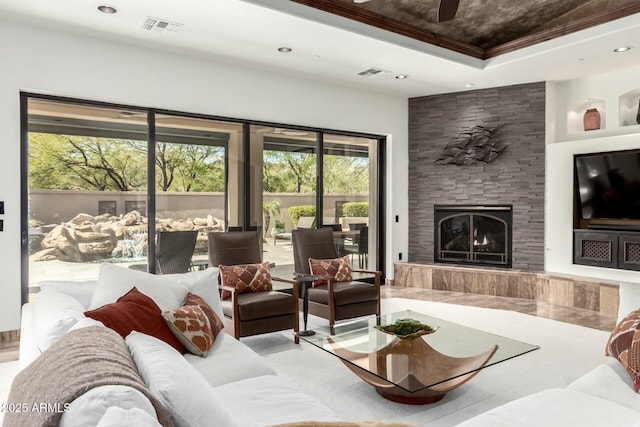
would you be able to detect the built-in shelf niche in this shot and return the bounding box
[567,98,607,133]
[619,89,640,127]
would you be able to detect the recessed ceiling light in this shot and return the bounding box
[97,5,117,13]
[614,46,632,52]
[395,74,408,80]
[278,47,292,53]
[465,83,475,88]
[353,0,372,3]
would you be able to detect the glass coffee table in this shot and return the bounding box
[301,310,539,404]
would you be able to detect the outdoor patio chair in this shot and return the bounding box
[155,230,198,274]
[344,226,369,268]
[296,216,315,229]
[207,231,300,342]
[291,227,380,334]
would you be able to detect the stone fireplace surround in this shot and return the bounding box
[408,82,545,271]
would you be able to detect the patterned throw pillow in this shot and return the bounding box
[219,262,272,300]
[84,287,185,353]
[308,255,353,287]
[162,293,224,357]
[606,309,640,392]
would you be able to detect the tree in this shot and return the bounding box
[263,150,316,193]
[283,152,316,193]
[322,155,369,194]
[174,145,225,192]
[29,133,147,191]
[263,199,281,237]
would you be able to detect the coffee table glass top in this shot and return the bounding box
[301,310,539,394]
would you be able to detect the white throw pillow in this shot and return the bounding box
[163,267,223,320]
[126,331,239,427]
[90,264,187,311]
[60,385,158,427]
[33,289,86,352]
[38,280,98,309]
[96,407,161,427]
[618,282,640,322]
[67,317,105,333]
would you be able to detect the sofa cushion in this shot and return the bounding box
[60,385,158,427]
[221,291,295,321]
[85,287,185,353]
[619,282,640,323]
[90,263,187,311]
[96,407,161,427]
[569,360,640,412]
[219,262,272,300]
[162,293,224,356]
[184,332,275,387]
[164,267,223,320]
[38,280,98,309]
[33,289,86,352]
[126,331,239,427]
[606,308,640,391]
[455,388,640,426]
[308,282,378,306]
[309,255,352,286]
[213,375,341,427]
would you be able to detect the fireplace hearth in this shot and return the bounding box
[434,205,512,267]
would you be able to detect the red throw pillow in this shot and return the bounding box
[85,287,185,353]
[219,262,272,300]
[308,255,353,287]
[162,293,224,357]
[606,308,640,392]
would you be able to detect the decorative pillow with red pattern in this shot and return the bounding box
[308,255,353,287]
[162,293,224,357]
[84,287,185,353]
[606,308,640,392]
[219,262,272,300]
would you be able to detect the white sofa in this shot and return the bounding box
[457,282,640,427]
[18,265,341,426]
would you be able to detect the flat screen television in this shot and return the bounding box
[575,149,640,220]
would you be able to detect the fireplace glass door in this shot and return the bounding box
[435,206,512,267]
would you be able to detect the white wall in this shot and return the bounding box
[545,65,640,283]
[0,18,408,332]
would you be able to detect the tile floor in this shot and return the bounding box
[0,286,617,364]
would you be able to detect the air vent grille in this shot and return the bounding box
[142,17,182,33]
[356,68,391,78]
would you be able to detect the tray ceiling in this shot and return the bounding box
[291,0,640,58]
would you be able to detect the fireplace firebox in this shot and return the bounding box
[434,205,512,267]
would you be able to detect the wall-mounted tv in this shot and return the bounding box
[575,149,640,220]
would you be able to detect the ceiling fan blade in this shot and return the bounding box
[438,0,460,22]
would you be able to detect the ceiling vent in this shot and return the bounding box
[356,67,391,78]
[142,17,182,33]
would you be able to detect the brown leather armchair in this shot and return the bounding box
[207,231,300,343]
[291,227,381,334]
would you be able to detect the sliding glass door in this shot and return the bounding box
[251,125,318,279]
[21,93,384,302]
[154,115,244,269]
[26,99,150,292]
[322,134,377,270]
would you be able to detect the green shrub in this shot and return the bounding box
[342,202,368,217]
[288,205,316,227]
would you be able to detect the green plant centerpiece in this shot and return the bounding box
[375,318,438,340]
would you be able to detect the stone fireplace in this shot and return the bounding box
[434,205,512,267]
[408,82,545,271]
